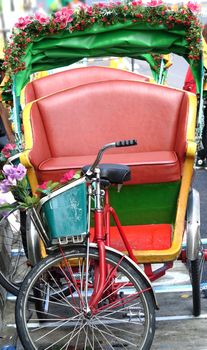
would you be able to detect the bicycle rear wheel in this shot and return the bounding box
[16,245,155,350]
[0,209,30,295]
[188,253,205,317]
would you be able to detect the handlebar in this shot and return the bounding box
[86,139,137,176]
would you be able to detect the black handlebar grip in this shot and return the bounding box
[115,139,137,147]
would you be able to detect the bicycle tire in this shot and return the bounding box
[188,257,204,317]
[16,245,155,350]
[0,209,30,296]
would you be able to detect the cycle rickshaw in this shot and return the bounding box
[0,2,207,349]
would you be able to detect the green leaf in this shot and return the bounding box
[0,203,16,211]
[31,196,40,205]
[25,196,33,205]
[21,177,28,188]
[36,188,43,193]
[49,182,59,191]
[46,180,53,188]
[74,172,81,179]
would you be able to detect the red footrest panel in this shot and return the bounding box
[90,224,172,251]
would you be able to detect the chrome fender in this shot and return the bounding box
[26,209,42,265]
[186,188,201,261]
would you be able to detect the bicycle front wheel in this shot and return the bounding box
[16,245,155,350]
[0,209,30,295]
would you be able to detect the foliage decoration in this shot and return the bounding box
[0,143,19,163]
[2,1,202,76]
[0,164,80,212]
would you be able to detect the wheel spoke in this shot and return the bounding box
[96,289,148,316]
[92,321,137,348]
[43,320,86,350]
[92,321,121,350]
[35,317,77,342]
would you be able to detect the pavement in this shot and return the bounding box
[0,169,207,349]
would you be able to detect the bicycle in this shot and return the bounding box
[15,140,157,350]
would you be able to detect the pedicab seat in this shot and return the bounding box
[23,80,189,185]
[21,79,197,263]
[23,66,150,105]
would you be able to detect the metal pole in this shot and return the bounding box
[131,58,134,72]
[0,11,7,44]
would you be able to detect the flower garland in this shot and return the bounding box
[3,0,202,76]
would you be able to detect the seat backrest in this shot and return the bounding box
[24,66,150,104]
[27,80,190,169]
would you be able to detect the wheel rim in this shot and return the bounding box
[19,248,154,350]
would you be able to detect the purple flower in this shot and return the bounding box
[3,164,27,181]
[0,197,7,205]
[0,179,12,193]
[14,163,27,181]
[3,165,17,180]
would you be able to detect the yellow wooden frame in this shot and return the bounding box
[20,102,39,194]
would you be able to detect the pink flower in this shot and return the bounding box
[34,13,50,25]
[60,170,75,184]
[15,16,32,29]
[54,7,74,27]
[86,6,93,16]
[1,149,10,158]
[98,3,105,8]
[3,143,16,151]
[132,0,143,6]
[147,0,162,7]
[187,1,200,13]
[1,143,16,158]
[37,181,49,190]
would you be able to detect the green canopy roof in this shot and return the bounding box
[4,3,203,95]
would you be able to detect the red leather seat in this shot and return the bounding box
[24,66,149,104]
[37,151,180,184]
[26,80,189,185]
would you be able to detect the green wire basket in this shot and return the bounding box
[39,177,88,242]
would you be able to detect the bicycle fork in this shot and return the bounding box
[85,168,107,313]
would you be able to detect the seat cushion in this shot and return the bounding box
[36,151,181,184]
[90,223,172,251]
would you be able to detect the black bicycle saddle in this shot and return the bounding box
[82,163,131,184]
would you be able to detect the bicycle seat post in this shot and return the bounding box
[94,167,102,210]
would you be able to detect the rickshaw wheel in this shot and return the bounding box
[15,245,155,350]
[188,253,204,317]
[0,209,30,295]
